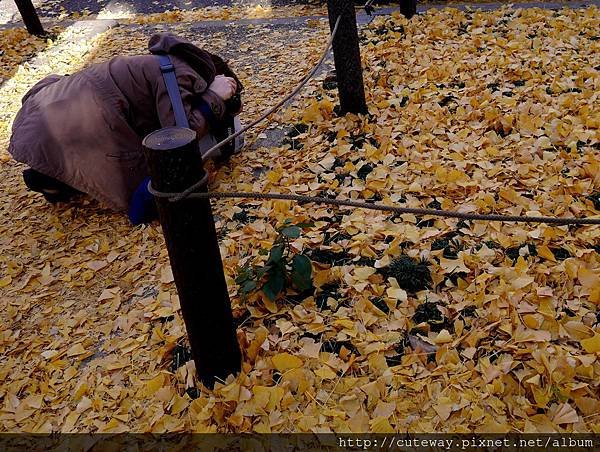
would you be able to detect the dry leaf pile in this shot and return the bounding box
[20,2,327,23]
[125,4,328,24]
[0,28,60,86]
[1,6,599,433]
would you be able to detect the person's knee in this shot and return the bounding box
[22,168,81,203]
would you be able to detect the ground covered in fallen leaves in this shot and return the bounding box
[1,6,599,433]
[0,28,62,85]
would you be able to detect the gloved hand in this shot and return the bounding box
[208,75,237,100]
[128,177,158,225]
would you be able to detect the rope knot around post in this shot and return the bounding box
[147,173,209,200]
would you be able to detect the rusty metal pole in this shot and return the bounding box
[14,0,45,36]
[143,127,241,388]
[326,0,368,115]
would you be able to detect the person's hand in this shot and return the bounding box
[208,75,237,100]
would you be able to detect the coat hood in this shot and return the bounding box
[148,33,217,84]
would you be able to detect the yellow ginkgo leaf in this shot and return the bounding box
[145,374,165,396]
[271,353,303,372]
[370,416,395,433]
[537,245,556,262]
[66,343,86,357]
[581,333,600,354]
[551,403,579,425]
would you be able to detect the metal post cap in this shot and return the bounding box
[142,127,197,151]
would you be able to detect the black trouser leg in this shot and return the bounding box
[22,168,81,203]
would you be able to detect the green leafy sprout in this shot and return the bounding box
[235,220,314,301]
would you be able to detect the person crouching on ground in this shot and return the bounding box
[8,33,242,225]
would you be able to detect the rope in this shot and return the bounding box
[363,0,376,15]
[173,16,342,202]
[147,183,600,226]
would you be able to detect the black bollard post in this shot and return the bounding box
[400,0,417,19]
[326,0,368,115]
[143,127,241,388]
[14,0,46,36]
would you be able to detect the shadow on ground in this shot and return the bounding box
[0,26,63,88]
[1,0,325,25]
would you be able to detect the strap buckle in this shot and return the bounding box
[160,63,175,73]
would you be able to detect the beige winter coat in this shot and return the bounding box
[9,33,232,211]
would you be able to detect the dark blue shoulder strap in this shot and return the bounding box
[156,54,189,129]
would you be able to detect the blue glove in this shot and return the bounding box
[128,177,158,225]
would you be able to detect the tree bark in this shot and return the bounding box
[14,0,45,36]
[400,0,417,19]
[326,0,368,115]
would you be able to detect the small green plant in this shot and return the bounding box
[236,221,313,301]
[431,235,463,259]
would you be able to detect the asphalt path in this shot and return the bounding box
[3,0,599,28]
